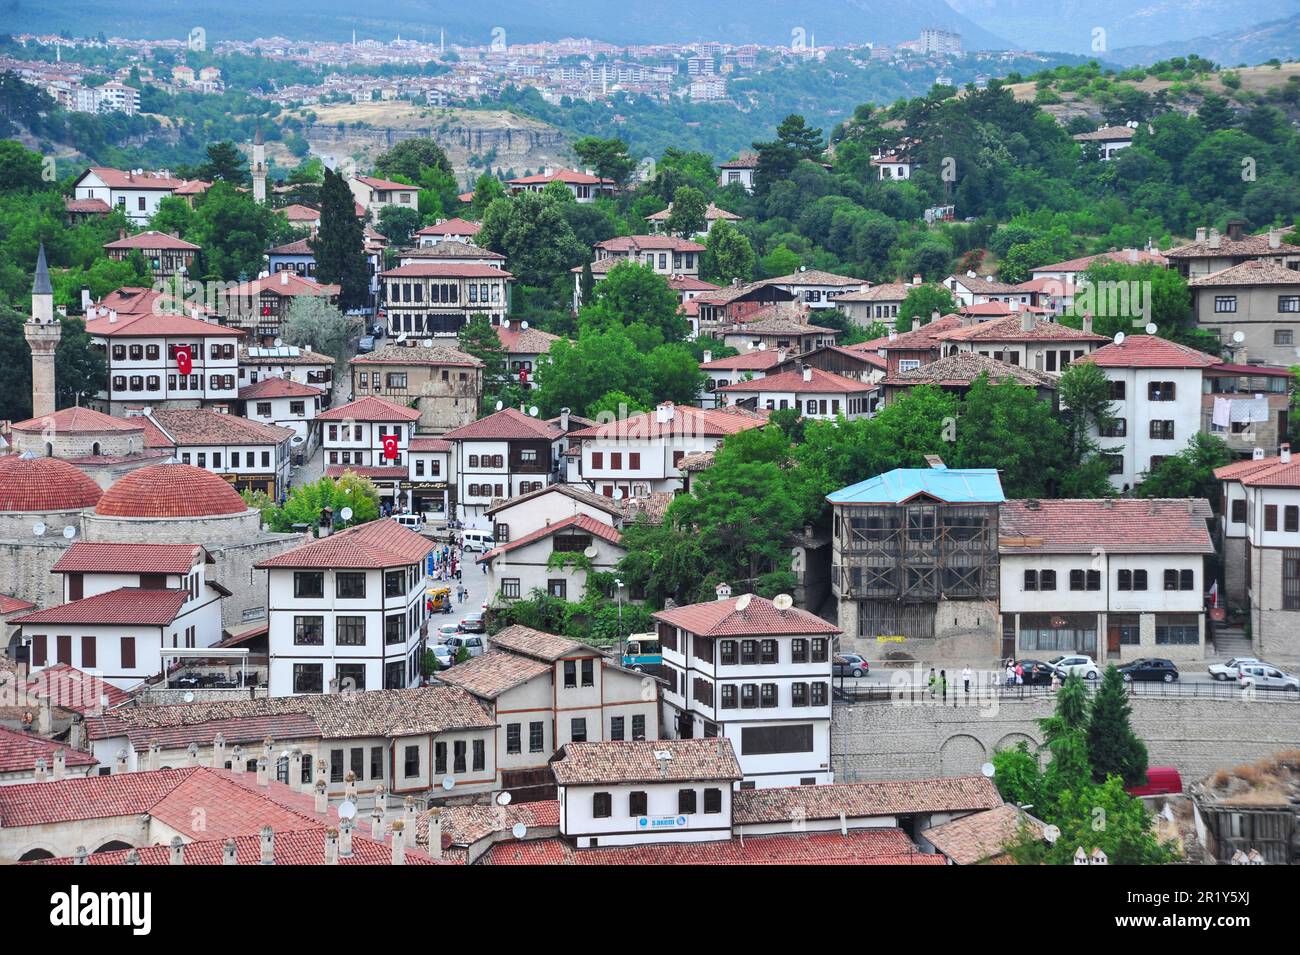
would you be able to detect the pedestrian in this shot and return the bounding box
[1005,663,1015,687]
[927,667,936,699]
[962,666,972,695]
[939,669,948,702]
[1050,671,1061,691]
[1015,662,1024,686]
[481,560,487,574]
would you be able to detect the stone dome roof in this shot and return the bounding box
[96,463,248,518]
[0,454,103,512]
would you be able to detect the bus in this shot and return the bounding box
[622,633,662,671]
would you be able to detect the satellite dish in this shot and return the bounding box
[291,435,307,446]
[32,522,46,537]
[422,338,434,349]
[582,545,598,559]
[1043,824,1061,844]
[495,400,504,411]
[772,593,793,610]
[528,406,538,417]
[980,762,996,778]
[501,318,510,328]
[496,791,512,806]
[183,691,195,703]
[520,321,529,330]
[612,487,624,500]
[273,338,283,347]
[735,593,753,612]
[1113,331,1125,345]
[338,800,357,820]
[63,526,77,540]
[441,775,456,791]
[1144,323,1157,335]
[340,506,353,521]
[511,822,528,839]
[1232,331,1246,344]
[758,342,767,350]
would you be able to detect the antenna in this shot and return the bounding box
[273,338,283,347]
[183,691,195,703]
[495,401,504,411]
[772,593,793,610]
[612,487,625,500]
[735,593,753,612]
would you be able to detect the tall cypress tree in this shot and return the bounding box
[1088,666,1149,786]
[311,167,370,311]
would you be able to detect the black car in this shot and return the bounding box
[1014,660,1060,686]
[1118,658,1180,683]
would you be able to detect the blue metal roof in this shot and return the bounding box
[827,467,1005,505]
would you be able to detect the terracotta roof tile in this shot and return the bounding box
[489,625,588,662]
[350,343,483,367]
[257,518,433,569]
[478,513,623,564]
[421,800,559,847]
[104,231,200,251]
[23,663,131,714]
[567,404,768,441]
[14,587,188,626]
[35,828,437,865]
[52,542,202,575]
[1166,233,1299,260]
[732,776,1003,825]
[699,350,785,371]
[1078,334,1220,368]
[882,352,1055,388]
[654,595,840,637]
[1032,249,1167,273]
[923,803,1042,864]
[415,217,482,236]
[999,499,1215,554]
[1187,258,1300,288]
[379,262,513,279]
[237,376,323,399]
[1215,453,1300,488]
[484,483,621,519]
[551,739,742,786]
[436,651,551,700]
[0,767,193,827]
[10,406,144,434]
[316,395,421,422]
[96,463,249,518]
[0,727,98,774]
[0,455,103,512]
[149,409,294,447]
[442,407,561,441]
[934,314,1107,344]
[718,367,874,394]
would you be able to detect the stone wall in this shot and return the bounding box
[1250,547,1300,660]
[832,693,1300,784]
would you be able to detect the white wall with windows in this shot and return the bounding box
[560,778,734,848]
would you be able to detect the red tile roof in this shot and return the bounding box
[494,324,560,355]
[9,406,144,435]
[35,828,438,865]
[88,311,244,339]
[0,455,104,512]
[237,376,322,399]
[1187,257,1300,288]
[594,235,707,253]
[324,464,407,482]
[354,174,417,192]
[487,827,943,865]
[149,409,294,447]
[13,587,188,626]
[279,203,320,221]
[488,625,589,662]
[1215,453,1300,488]
[122,713,321,751]
[478,513,623,563]
[256,518,433,569]
[922,803,1042,864]
[426,800,559,848]
[415,217,482,236]
[0,767,192,827]
[879,313,965,350]
[64,197,111,214]
[103,231,200,251]
[0,594,35,614]
[699,350,785,371]
[999,499,1215,555]
[717,367,874,394]
[732,777,1003,825]
[762,268,866,287]
[409,437,452,452]
[379,263,513,279]
[436,651,552,699]
[1032,249,1168,273]
[315,395,421,422]
[552,739,742,786]
[227,273,340,300]
[0,727,99,774]
[934,314,1107,344]
[509,168,613,186]
[23,663,131,714]
[654,595,840,637]
[267,237,314,255]
[350,343,483,367]
[96,463,249,518]
[566,404,768,441]
[442,407,561,441]
[1078,334,1220,368]
[80,167,187,191]
[52,542,202,575]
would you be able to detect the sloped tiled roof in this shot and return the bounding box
[732,776,1003,825]
[999,499,1214,554]
[104,231,200,251]
[442,408,561,442]
[9,406,144,435]
[1187,258,1300,288]
[495,324,560,355]
[566,405,768,441]
[0,727,98,774]
[1032,249,1168,273]
[23,663,131,713]
[436,651,551,700]
[415,217,482,236]
[478,513,623,564]
[1214,453,1300,488]
[484,482,622,519]
[551,739,742,786]
[699,349,785,371]
[882,352,1055,388]
[257,518,433,569]
[653,595,839,638]
[717,367,874,394]
[1077,334,1220,369]
[316,395,421,422]
[149,409,294,447]
[0,767,193,827]
[52,542,202,575]
[878,313,965,350]
[96,463,249,518]
[379,263,513,279]
[834,282,917,303]
[489,625,589,662]
[237,376,322,400]
[350,343,483,367]
[422,800,559,848]
[923,803,1042,864]
[934,314,1107,344]
[1166,233,1299,260]
[13,587,188,626]
[1072,125,1136,142]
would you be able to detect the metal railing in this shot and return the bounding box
[833,679,1299,705]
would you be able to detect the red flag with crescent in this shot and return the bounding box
[176,345,193,376]
[382,434,399,461]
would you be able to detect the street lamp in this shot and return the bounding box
[614,577,624,665]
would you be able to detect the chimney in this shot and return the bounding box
[1282,443,1292,464]
[114,749,127,774]
[108,309,117,324]
[1195,227,1207,243]
[1082,314,1093,335]
[34,757,47,783]
[259,826,275,865]
[1227,219,1245,242]
[655,401,675,424]
[81,287,92,312]
[339,818,355,858]
[371,802,385,840]
[74,846,89,866]
[1208,229,1221,250]
[1269,229,1282,250]
[801,364,813,382]
[118,229,127,240]
[212,732,225,768]
[256,756,270,787]
[280,270,289,286]
[715,581,732,600]
[314,779,328,813]
[169,836,184,865]
[560,407,570,431]
[187,742,199,767]
[404,796,419,834]
[390,819,407,865]
[427,808,443,860]
[1021,311,1036,333]
[912,274,922,285]
[1128,248,1138,263]
[125,849,141,866]
[69,717,84,751]
[290,749,304,789]
[702,350,712,364]
[324,828,339,865]
[147,739,160,771]
[1009,300,1021,312]
[344,771,357,802]
[53,749,66,781]
[230,744,244,772]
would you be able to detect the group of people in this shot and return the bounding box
[430,543,461,582]
[926,666,975,700]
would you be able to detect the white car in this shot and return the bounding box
[1050,654,1100,680]
[442,634,486,658]
[1207,657,1260,681]
[430,644,454,668]
[1237,663,1300,691]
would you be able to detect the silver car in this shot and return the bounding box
[1237,663,1300,691]
[1207,657,1260,681]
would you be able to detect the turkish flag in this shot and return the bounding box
[519,369,529,383]
[176,345,193,376]
[382,435,399,461]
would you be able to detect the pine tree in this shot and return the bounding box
[311,167,370,311]
[1087,666,1149,786]
[457,313,508,401]
[579,260,595,308]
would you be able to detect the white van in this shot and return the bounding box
[460,530,496,552]
[393,513,424,531]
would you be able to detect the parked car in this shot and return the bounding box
[442,633,486,658]
[1118,658,1180,683]
[1126,766,1183,797]
[832,653,869,678]
[1207,657,1260,681]
[393,513,424,530]
[460,530,495,553]
[1014,660,1059,686]
[1049,654,1100,680]
[434,623,461,644]
[357,335,376,353]
[431,644,454,668]
[1237,663,1300,691]
[458,611,486,634]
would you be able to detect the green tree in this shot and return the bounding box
[664,185,708,238]
[0,141,45,192]
[581,261,685,342]
[703,218,755,285]
[1088,666,1149,786]
[457,313,508,408]
[187,141,250,186]
[953,375,1065,498]
[477,191,586,295]
[1136,431,1231,499]
[187,181,279,282]
[281,295,359,363]
[377,205,421,245]
[310,167,370,310]
[616,519,711,607]
[471,172,506,216]
[896,284,956,332]
[374,138,453,182]
[254,473,380,532]
[759,243,801,278]
[571,136,636,187]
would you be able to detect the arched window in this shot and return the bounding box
[94,840,132,854]
[18,848,53,862]
[44,442,53,457]
[91,442,102,456]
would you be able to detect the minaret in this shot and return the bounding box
[251,128,267,204]
[25,244,61,419]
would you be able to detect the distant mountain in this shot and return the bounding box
[1110,14,1300,66]
[947,0,1300,54]
[10,0,1009,50]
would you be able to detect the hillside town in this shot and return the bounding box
[1,17,1299,889]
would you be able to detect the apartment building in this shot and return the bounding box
[350,344,483,434]
[147,408,294,499]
